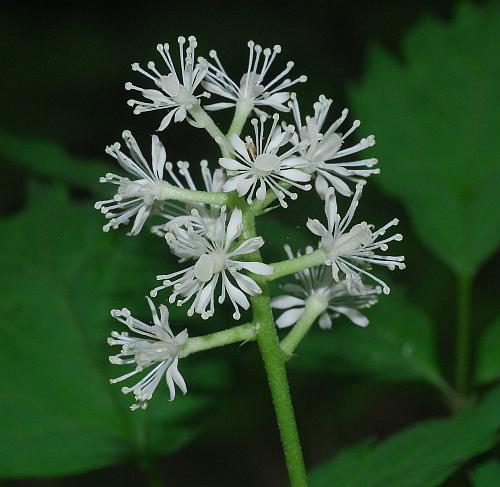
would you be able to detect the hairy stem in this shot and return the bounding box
[267,249,327,281]
[241,204,308,487]
[180,323,256,357]
[280,297,328,359]
[455,273,473,395]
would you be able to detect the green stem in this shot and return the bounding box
[159,182,232,206]
[180,323,256,357]
[227,99,253,137]
[281,297,327,359]
[241,204,308,487]
[455,273,473,395]
[267,249,327,281]
[188,104,230,157]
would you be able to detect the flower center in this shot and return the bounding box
[193,252,227,283]
[161,73,196,106]
[133,340,179,367]
[330,223,373,257]
[117,179,159,204]
[254,154,282,174]
[239,72,264,98]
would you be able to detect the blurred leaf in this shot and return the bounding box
[309,439,374,486]
[350,2,500,276]
[310,385,500,487]
[470,459,500,487]
[475,315,500,385]
[0,183,212,478]
[291,295,447,392]
[0,129,110,195]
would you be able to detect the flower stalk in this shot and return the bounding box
[188,104,231,156]
[179,322,257,357]
[280,297,328,358]
[267,249,327,281]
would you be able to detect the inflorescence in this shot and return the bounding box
[96,35,404,410]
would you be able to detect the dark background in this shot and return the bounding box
[1,1,498,486]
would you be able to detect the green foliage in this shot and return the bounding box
[0,183,213,478]
[290,295,447,391]
[310,385,500,487]
[475,315,500,385]
[470,459,500,487]
[349,2,500,277]
[0,129,110,195]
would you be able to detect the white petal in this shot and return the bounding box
[225,208,243,248]
[238,261,273,275]
[315,174,329,199]
[271,295,305,309]
[233,272,262,295]
[332,306,369,327]
[279,168,311,182]
[161,73,181,97]
[229,133,252,162]
[230,237,264,256]
[151,135,166,179]
[204,102,236,111]
[276,307,305,328]
[219,157,248,171]
[223,274,250,310]
[318,312,333,329]
[306,218,328,237]
[158,109,177,131]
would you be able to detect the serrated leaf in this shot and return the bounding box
[475,315,500,385]
[470,459,500,487]
[310,385,500,487]
[0,129,110,195]
[349,3,500,276]
[0,183,211,478]
[291,295,446,391]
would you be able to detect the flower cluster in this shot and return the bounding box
[95,35,404,409]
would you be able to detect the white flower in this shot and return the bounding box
[290,94,379,198]
[271,245,380,329]
[108,297,188,410]
[202,41,307,116]
[151,160,226,238]
[219,114,312,207]
[307,185,405,294]
[125,36,210,131]
[151,206,273,319]
[95,131,167,235]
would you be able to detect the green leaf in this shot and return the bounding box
[310,385,500,487]
[470,459,500,487]
[349,2,500,276]
[0,183,211,478]
[475,315,500,385]
[291,295,446,391]
[309,440,374,487]
[0,129,110,195]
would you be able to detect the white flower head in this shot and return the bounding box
[95,130,167,235]
[202,41,307,116]
[151,159,226,238]
[290,94,379,198]
[219,114,312,207]
[108,297,188,410]
[125,36,210,131]
[307,185,405,294]
[151,206,273,319]
[272,245,380,329]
